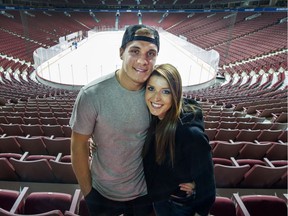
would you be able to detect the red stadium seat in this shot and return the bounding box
[233,193,287,216]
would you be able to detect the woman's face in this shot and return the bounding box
[145,74,172,120]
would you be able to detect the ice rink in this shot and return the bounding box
[37,30,217,87]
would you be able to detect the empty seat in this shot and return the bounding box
[0,135,23,154]
[205,128,218,141]
[214,164,250,188]
[0,116,8,124]
[21,124,44,137]
[0,187,28,214]
[272,112,287,123]
[24,192,72,214]
[23,117,42,125]
[212,141,244,159]
[53,112,68,118]
[40,117,58,125]
[256,130,283,142]
[41,125,65,138]
[270,122,288,130]
[236,142,272,159]
[235,122,255,130]
[205,115,221,122]
[217,121,238,129]
[204,121,219,129]
[42,137,71,156]
[57,117,70,126]
[9,158,56,183]
[249,117,266,123]
[0,187,27,213]
[39,111,54,118]
[26,154,56,161]
[214,129,239,142]
[265,142,288,160]
[62,125,72,137]
[209,196,236,216]
[252,122,273,130]
[0,188,24,212]
[235,130,261,142]
[236,159,266,167]
[49,160,77,184]
[0,124,24,136]
[213,157,233,166]
[0,153,22,160]
[5,116,24,124]
[16,136,48,155]
[233,193,287,216]
[278,130,287,142]
[24,111,39,118]
[239,165,288,188]
[0,158,19,181]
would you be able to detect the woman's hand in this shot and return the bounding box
[179,181,196,197]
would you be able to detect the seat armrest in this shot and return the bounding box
[69,189,82,213]
[232,193,251,216]
[10,187,29,213]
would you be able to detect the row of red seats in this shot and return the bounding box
[0,116,70,126]
[0,187,88,216]
[0,152,76,184]
[213,156,287,188]
[1,122,286,142]
[205,128,287,142]
[0,123,71,138]
[0,151,286,188]
[211,140,287,160]
[0,136,71,156]
[205,121,287,130]
[1,186,287,216]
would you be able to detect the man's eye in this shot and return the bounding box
[130,49,139,54]
[148,51,156,58]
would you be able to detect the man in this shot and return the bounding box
[70,24,160,216]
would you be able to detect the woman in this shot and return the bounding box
[143,63,216,216]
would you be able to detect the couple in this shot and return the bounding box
[70,24,215,216]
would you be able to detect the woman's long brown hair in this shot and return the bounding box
[143,63,183,166]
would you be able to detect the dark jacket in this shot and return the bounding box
[143,100,216,212]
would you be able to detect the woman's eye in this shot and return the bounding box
[162,90,171,94]
[147,86,154,91]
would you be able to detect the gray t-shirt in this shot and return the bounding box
[70,72,150,201]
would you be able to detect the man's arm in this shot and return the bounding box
[71,131,92,196]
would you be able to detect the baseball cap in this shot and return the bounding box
[121,24,160,52]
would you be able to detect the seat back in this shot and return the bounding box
[214,164,250,188]
[210,196,236,216]
[9,158,56,183]
[240,195,287,216]
[24,192,72,214]
[240,165,288,188]
[0,189,20,211]
[0,158,19,181]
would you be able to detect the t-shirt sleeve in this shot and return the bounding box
[69,88,97,135]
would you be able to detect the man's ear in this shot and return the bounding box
[119,48,124,59]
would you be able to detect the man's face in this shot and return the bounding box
[120,40,158,86]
